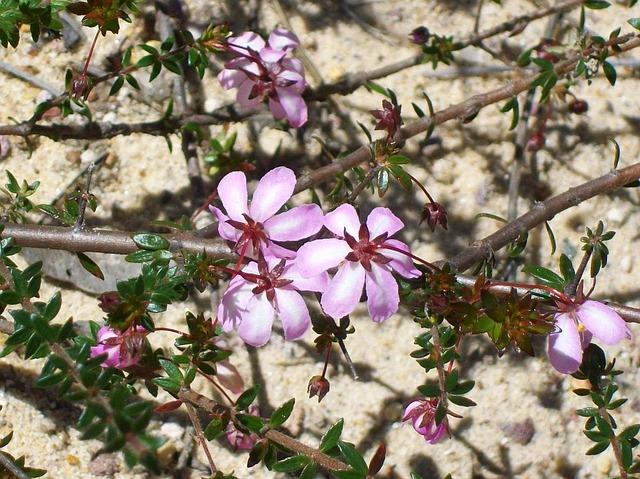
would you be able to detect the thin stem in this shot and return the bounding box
[82,30,100,76]
[154,326,190,336]
[379,243,437,271]
[321,343,332,379]
[184,399,217,474]
[430,325,450,434]
[178,389,350,472]
[336,337,358,380]
[346,166,381,203]
[197,368,236,406]
[404,170,435,203]
[73,162,95,232]
[0,452,31,479]
[565,249,592,297]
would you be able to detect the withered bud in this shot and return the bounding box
[409,26,430,45]
[421,202,448,232]
[307,375,330,403]
[568,99,589,115]
[71,73,89,99]
[526,131,545,152]
[98,291,121,313]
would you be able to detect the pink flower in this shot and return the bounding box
[402,398,447,444]
[296,204,421,322]
[211,337,244,396]
[226,406,260,450]
[90,326,148,369]
[218,28,308,127]
[217,255,328,347]
[209,167,324,259]
[548,300,631,374]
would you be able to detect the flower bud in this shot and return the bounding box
[98,291,121,313]
[409,26,430,45]
[526,132,545,152]
[568,99,588,115]
[421,202,448,232]
[307,375,330,403]
[71,73,89,99]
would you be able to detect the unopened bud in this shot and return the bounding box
[409,26,430,45]
[71,73,89,99]
[527,132,545,152]
[98,291,121,313]
[307,375,330,403]
[421,202,448,232]
[568,99,588,115]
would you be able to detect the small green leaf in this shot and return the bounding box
[629,18,640,31]
[448,395,477,407]
[76,253,104,280]
[203,417,227,440]
[320,418,344,452]
[337,441,367,474]
[132,233,170,251]
[236,385,260,410]
[272,455,310,473]
[521,265,564,288]
[583,0,610,8]
[236,414,264,433]
[602,61,617,86]
[270,398,295,427]
[544,222,556,255]
[586,440,610,455]
[159,359,182,382]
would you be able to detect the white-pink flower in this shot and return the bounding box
[90,326,148,369]
[548,300,631,374]
[218,28,308,127]
[209,167,323,259]
[402,398,447,444]
[296,204,421,323]
[217,255,328,347]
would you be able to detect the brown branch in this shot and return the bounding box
[0,223,234,258]
[177,389,350,473]
[306,0,583,100]
[294,34,640,194]
[0,452,31,479]
[446,161,640,272]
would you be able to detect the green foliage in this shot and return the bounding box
[0,0,67,48]
[66,0,139,35]
[0,413,47,476]
[1,171,40,223]
[420,34,461,69]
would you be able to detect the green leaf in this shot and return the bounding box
[337,441,367,474]
[444,369,459,391]
[629,18,640,31]
[500,96,519,130]
[417,383,440,397]
[132,233,170,251]
[448,394,477,407]
[270,398,295,427]
[450,380,475,395]
[236,414,264,433]
[583,0,610,8]
[388,155,410,165]
[203,417,227,440]
[320,418,344,452]
[559,254,575,283]
[521,265,564,288]
[76,253,104,280]
[272,455,310,473]
[576,407,599,417]
[109,76,125,96]
[544,222,556,255]
[619,424,640,441]
[236,385,260,411]
[159,359,182,382]
[586,440,610,455]
[334,470,366,479]
[44,292,62,320]
[602,61,617,86]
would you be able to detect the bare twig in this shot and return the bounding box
[183,399,217,474]
[0,452,31,479]
[0,60,62,96]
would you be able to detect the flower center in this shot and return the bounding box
[343,224,392,271]
[245,257,293,303]
[227,213,269,256]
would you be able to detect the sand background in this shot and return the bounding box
[1,0,640,477]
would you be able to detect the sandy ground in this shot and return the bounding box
[1,0,640,478]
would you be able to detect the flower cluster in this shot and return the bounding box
[211,167,421,346]
[90,326,148,369]
[218,28,308,127]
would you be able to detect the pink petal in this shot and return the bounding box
[274,289,311,341]
[366,207,404,238]
[268,97,287,120]
[576,300,631,345]
[216,361,244,395]
[217,277,254,333]
[277,69,306,92]
[324,204,361,238]
[238,294,275,347]
[274,87,307,127]
[209,206,240,242]
[217,171,248,221]
[218,68,247,90]
[282,58,304,76]
[428,422,447,444]
[96,326,117,342]
[295,239,351,277]
[380,239,421,278]
[227,32,266,55]
[261,242,297,259]
[402,400,423,421]
[249,167,296,222]
[263,204,323,241]
[225,57,262,77]
[259,47,286,63]
[365,264,400,323]
[236,79,263,109]
[282,262,328,292]
[267,27,299,51]
[321,262,365,319]
[548,313,583,374]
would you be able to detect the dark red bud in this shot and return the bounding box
[568,99,588,114]
[409,26,430,45]
[526,132,545,152]
[421,202,448,232]
[98,291,121,313]
[307,375,330,403]
[71,73,89,99]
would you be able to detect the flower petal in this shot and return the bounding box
[274,289,310,341]
[238,294,275,347]
[282,262,329,292]
[216,360,244,395]
[264,204,323,241]
[236,78,263,109]
[268,27,299,51]
[548,313,583,374]
[366,207,404,238]
[324,204,361,238]
[259,47,286,63]
[261,242,296,259]
[227,32,266,55]
[380,239,421,278]
[217,277,254,333]
[577,300,631,345]
[282,57,305,76]
[217,171,248,221]
[296,238,351,277]
[275,86,307,127]
[365,264,400,323]
[268,97,287,120]
[218,68,248,90]
[249,167,296,221]
[321,262,365,319]
[209,206,240,242]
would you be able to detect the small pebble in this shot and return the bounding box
[501,418,535,445]
[88,453,120,476]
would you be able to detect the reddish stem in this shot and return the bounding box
[379,243,438,271]
[82,30,101,76]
